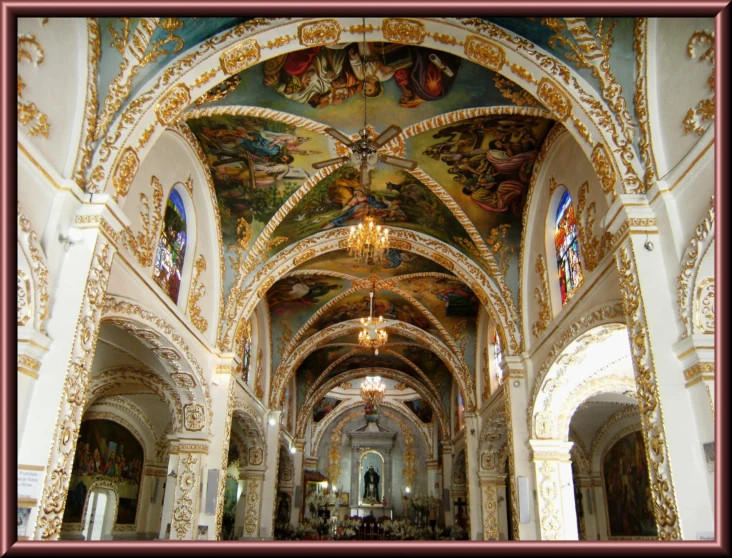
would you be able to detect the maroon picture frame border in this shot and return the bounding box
[1,1,728,556]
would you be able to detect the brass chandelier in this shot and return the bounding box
[358,290,388,355]
[360,373,386,407]
[347,216,389,264]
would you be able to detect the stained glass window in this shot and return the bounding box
[153,189,187,303]
[457,391,465,432]
[554,190,584,305]
[493,331,504,386]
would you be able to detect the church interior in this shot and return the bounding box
[15,16,717,543]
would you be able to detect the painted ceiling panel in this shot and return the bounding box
[268,166,477,262]
[186,114,335,298]
[295,248,453,278]
[295,345,354,407]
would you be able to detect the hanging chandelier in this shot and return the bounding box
[358,290,388,354]
[347,216,389,264]
[360,373,386,407]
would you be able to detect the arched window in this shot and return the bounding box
[153,189,188,303]
[554,190,583,305]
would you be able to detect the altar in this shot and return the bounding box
[346,420,397,510]
[352,506,393,520]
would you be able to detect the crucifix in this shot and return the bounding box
[453,496,468,529]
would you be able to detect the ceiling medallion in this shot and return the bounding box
[358,290,388,355]
[347,216,389,264]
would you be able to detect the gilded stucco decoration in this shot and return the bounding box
[481,483,500,540]
[576,181,612,271]
[187,254,208,334]
[325,411,361,484]
[677,197,715,337]
[120,175,164,267]
[464,35,505,71]
[183,404,205,431]
[696,278,714,334]
[683,30,715,136]
[72,19,101,188]
[536,461,562,539]
[616,245,680,539]
[297,19,341,46]
[17,205,50,333]
[590,143,617,197]
[172,453,200,539]
[112,147,140,201]
[531,255,551,339]
[536,78,571,121]
[35,239,115,540]
[382,18,426,45]
[195,75,241,107]
[243,479,261,536]
[634,18,658,186]
[156,83,191,126]
[17,33,50,138]
[220,39,261,74]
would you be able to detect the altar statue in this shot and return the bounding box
[363,465,380,504]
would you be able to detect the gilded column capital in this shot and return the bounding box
[603,194,658,238]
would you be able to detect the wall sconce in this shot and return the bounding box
[290,446,296,454]
[168,469,178,478]
[58,229,82,251]
[268,416,277,426]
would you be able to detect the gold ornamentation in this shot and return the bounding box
[576,182,612,271]
[243,479,261,536]
[485,224,514,279]
[249,447,264,466]
[297,20,341,46]
[683,31,715,136]
[634,18,657,186]
[480,451,496,471]
[430,32,462,46]
[532,255,551,339]
[112,147,140,201]
[220,39,261,74]
[591,143,617,197]
[382,18,426,45]
[536,77,571,121]
[187,254,208,334]
[326,411,361,484]
[502,386,520,540]
[254,349,264,400]
[170,373,196,389]
[537,461,562,539]
[172,453,199,539]
[482,484,500,540]
[683,362,714,382]
[137,123,155,149]
[183,404,205,431]
[156,83,190,126]
[17,269,31,326]
[119,176,164,267]
[193,68,219,88]
[677,197,714,337]
[17,34,50,138]
[571,117,592,145]
[277,320,292,356]
[293,249,317,266]
[35,239,114,540]
[616,245,680,539]
[464,35,505,71]
[696,278,715,333]
[494,74,538,106]
[195,75,240,107]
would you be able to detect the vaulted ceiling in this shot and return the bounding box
[94,17,640,437]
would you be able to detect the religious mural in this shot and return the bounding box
[602,430,658,538]
[268,166,475,262]
[63,419,144,525]
[295,345,355,407]
[398,345,453,411]
[312,396,343,423]
[294,248,453,278]
[186,115,333,296]
[153,189,187,303]
[404,398,434,424]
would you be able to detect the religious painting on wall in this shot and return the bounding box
[602,430,658,538]
[555,189,584,306]
[153,189,187,303]
[312,396,342,423]
[404,398,433,424]
[63,419,144,525]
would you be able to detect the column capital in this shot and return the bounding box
[603,194,657,237]
[529,439,573,461]
[293,438,306,451]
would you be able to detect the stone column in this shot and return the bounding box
[158,452,179,539]
[502,356,540,540]
[233,472,247,538]
[590,474,609,539]
[610,202,713,539]
[529,440,577,540]
[290,439,305,525]
[241,470,266,539]
[440,441,453,527]
[136,464,165,536]
[23,211,120,540]
[463,412,482,540]
[478,474,505,541]
[258,410,281,539]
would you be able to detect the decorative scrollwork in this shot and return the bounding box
[119,176,164,267]
[186,254,208,334]
[683,30,715,136]
[532,255,551,339]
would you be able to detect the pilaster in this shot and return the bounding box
[440,441,453,527]
[169,439,209,540]
[290,439,305,525]
[463,412,482,540]
[259,409,281,539]
[241,470,266,539]
[529,439,577,540]
[610,200,713,539]
[478,473,505,541]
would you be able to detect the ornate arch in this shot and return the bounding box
[17,204,50,334]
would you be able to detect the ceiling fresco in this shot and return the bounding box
[293,248,454,278]
[403,398,434,424]
[268,166,477,262]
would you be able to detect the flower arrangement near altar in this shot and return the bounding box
[306,491,338,514]
[409,493,437,514]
